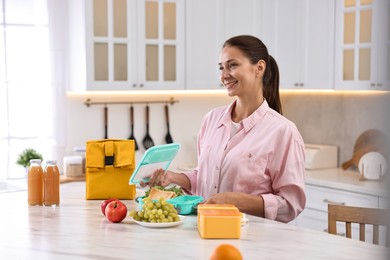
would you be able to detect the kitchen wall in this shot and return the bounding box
[66,91,390,172]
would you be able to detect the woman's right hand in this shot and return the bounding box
[140,168,172,188]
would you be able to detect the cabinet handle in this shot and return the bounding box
[132,84,137,88]
[299,83,304,87]
[294,83,299,87]
[323,199,345,206]
[139,84,144,88]
[377,83,382,87]
[370,83,376,87]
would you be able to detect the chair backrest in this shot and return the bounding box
[328,204,390,246]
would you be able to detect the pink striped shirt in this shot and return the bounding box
[183,100,306,223]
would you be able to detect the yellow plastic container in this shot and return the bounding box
[197,204,241,239]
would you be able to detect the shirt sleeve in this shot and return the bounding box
[262,130,306,223]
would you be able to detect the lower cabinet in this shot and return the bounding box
[293,184,387,246]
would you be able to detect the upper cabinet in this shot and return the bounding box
[85,0,184,91]
[185,0,263,90]
[335,0,390,90]
[68,0,388,92]
[267,0,335,90]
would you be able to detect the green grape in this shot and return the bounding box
[169,212,178,218]
[132,197,180,223]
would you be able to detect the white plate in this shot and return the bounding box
[132,215,186,228]
[358,152,387,180]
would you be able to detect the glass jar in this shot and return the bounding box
[44,160,60,206]
[28,159,44,206]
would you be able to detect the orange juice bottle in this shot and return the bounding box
[28,159,44,206]
[44,160,60,206]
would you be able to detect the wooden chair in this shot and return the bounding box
[328,204,390,246]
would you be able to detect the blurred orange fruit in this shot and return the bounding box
[210,244,243,260]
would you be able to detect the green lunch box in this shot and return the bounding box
[136,195,204,215]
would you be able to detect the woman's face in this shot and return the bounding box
[219,46,263,97]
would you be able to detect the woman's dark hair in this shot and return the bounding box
[223,35,282,114]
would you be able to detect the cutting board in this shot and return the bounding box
[342,129,389,170]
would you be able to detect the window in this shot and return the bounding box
[0,0,59,179]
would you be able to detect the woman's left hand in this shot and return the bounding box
[203,192,265,218]
[203,192,237,204]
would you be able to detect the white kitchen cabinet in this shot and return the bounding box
[84,0,184,91]
[294,184,389,246]
[335,0,390,90]
[269,0,335,90]
[185,0,263,90]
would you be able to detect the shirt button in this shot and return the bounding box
[214,186,217,189]
[215,166,219,170]
[248,153,252,158]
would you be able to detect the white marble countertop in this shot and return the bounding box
[305,168,389,198]
[0,182,389,259]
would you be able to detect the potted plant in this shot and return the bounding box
[16,148,43,168]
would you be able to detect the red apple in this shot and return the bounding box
[105,200,128,223]
[101,198,118,216]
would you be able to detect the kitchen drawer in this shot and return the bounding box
[305,185,378,212]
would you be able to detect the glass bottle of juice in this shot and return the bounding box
[44,160,60,206]
[28,159,44,206]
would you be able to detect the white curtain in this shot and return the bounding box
[0,0,67,179]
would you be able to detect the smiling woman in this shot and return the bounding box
[0,0,67,179]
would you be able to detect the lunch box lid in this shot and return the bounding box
[129,143,181,184]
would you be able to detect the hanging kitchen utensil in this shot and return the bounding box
[104,106,108,139]
[128,105,139,150]
[164,104,173,144]
[142,105,155,150]
[342,129,389,170]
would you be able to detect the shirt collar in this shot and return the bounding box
[218,99,269,132]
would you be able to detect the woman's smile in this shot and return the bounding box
[224,80,238,89]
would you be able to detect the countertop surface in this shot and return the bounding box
[0,182,389,259]
[304,168,389,198]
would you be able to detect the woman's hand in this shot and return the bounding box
[204,192,265,218]
[203,192,237,204]
[140,168,172,188]
[140,169,192,191]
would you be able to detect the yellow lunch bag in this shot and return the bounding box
[85,139,136,200]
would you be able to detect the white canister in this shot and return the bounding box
[63,155,83,177]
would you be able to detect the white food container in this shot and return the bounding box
[63,155,84,177]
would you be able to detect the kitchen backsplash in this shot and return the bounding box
[66,91,390,171]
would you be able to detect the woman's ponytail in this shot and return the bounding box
[263,55,282,114]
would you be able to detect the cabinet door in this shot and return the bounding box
[335,0,390,90]
[185,0,220,89]
[274,0,335,90]
[219,0,262,42]
[185,0,263,90]
[137,0,184,90]
[85,0,137,90]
